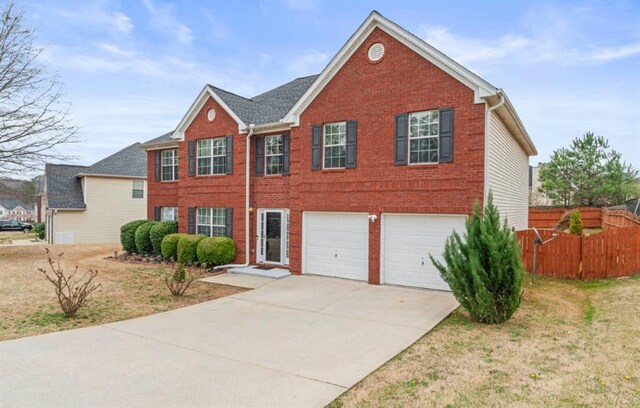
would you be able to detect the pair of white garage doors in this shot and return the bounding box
[302,212,466,291]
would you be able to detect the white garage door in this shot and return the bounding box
[303,212,369,281]
[382,214,466,290]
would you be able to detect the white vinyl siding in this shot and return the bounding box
[487,111,529,230]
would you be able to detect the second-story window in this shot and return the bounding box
[161,149,178,181]
[132,180,144,199]
[323,122,346,169]
[265,135,283,175]
[197,137,226,175]
[409,110,439,164]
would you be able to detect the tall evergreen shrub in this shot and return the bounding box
[569,209,583,235]
[430,193,524,324]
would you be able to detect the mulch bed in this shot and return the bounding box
[103,252,227,277]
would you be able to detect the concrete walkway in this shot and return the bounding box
[0,275,458,408]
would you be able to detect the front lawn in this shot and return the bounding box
[0,244,246,341]
[0,230,35,244]
[329,275,640,407]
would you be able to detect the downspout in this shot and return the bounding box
[483,89,505,203]
[214,124,255,271]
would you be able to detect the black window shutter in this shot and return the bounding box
[311,125,321,170]
[188,141,195,176]
[154,151,161,181]
[188,207,195,234]
[283,133,291,175]
[345,121,357,168]
[395,113,408,165]
[439,108,453,163]
[154,207,161,221]
[225,208,233,238]
[225,135,233,174]
[255,136,264,176]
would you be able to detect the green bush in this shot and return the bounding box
[33,223,45,240]
[150,221,178,255]
[197,237,236,267]
[120,219,148,253]
[569,209,583,235]
[161,233,186,261]
[430,192,524,324]
[134,221,157,255]
[176,234,206,264]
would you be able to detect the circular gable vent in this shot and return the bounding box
[368,43,385,62]
[207,108,216,121]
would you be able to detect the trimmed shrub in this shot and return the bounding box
[161,233,186,261]
[150,221,178,255]
[430,192,524,324]
[121,219,148,253]
[197,237,236,267]
[135,221,157,255]
[569,209,583,235]
[176,234,206,264]
[33,223,45,240]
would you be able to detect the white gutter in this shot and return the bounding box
[214,124,255,271]
[483,89,505,203]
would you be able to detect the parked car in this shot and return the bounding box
[0,220,33,233]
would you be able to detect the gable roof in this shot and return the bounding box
[45,164,88,209]
[173,75,319,138]
[77,142,147,178]
[0,198,30,211]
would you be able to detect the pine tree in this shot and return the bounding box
[569,209,583,235]
[430,193,524,324]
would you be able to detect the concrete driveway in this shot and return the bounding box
[0,275,457,408]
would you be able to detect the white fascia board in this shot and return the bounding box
[173,86,247,140]
[283,11,498,124]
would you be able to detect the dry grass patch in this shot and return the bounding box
[0,244,246,341]
[329,275,640,408]
[0,230,35,244]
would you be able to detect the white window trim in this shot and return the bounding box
[197,137,226,175]
[196,207,226,237]
[132,180,144,199]
[265,134,284,175]
[408,110,440,165]
[161,207,178,222]
[322,121,347,169]
[161,149,178,181]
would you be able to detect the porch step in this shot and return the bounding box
[227,265,290,279]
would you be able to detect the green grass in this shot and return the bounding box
[583,300,596,324]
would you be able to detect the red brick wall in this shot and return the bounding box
[288,27,486,279]
[147,27,486,282]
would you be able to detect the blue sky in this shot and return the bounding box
[20,0,640,169]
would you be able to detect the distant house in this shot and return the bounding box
[529,164,553,206]
[44,143,148,244]
[0,198,33,222]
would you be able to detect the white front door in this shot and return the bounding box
[303,212,369,281]
[381,214,466,290]
[257,209,289,265]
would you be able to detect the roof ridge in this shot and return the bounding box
[251,74,320,101]
[207,85,257,103]
[87,142,141,169]
[46,163,89,168]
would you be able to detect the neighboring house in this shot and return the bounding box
[142,11,537,290]
[608,197,640,216]
[0,198,33,222]
[44,143,148,244]
[529,164,553,206]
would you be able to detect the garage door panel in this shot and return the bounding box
[383,214,466,290]
[304,212,369,281]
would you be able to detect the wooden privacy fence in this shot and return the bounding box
[516,227,640,279]
[528,207,640,230]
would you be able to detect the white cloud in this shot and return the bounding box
[288,51,329,76]
[141,0,194,45]
[55,6,133,33]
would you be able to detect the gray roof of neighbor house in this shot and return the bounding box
[45,164,88,209]
[0,197,30,211]
[209,74,320,126]
[141,131,174,146]
[79,142,147,177]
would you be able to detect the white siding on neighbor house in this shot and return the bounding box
[487,111,529,231]
[52,176,147,244]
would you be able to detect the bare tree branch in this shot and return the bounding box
[0,2,79,177]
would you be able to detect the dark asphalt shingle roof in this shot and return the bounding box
[141,131,174,146]
[208,74,319,126]
[0,198,30,211]
[45,164,88,209]
[80,143,147,178]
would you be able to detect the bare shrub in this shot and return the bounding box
[37,248,100,317]
[162,263,203,296]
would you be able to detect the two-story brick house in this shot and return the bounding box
[142,11,536,290]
